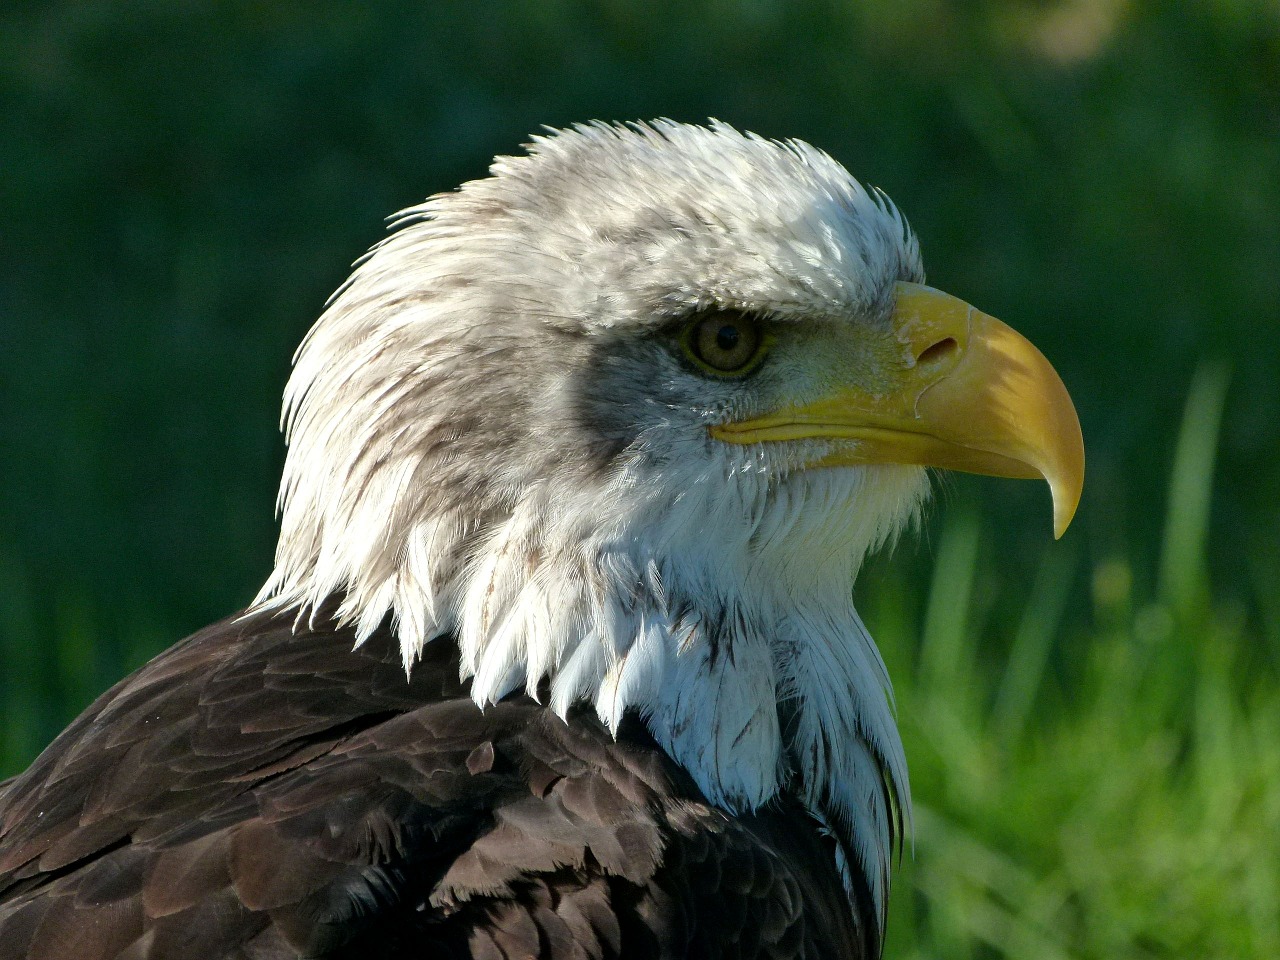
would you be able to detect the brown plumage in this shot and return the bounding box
[0,605,866,959]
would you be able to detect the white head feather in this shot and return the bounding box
[255,120,927,931]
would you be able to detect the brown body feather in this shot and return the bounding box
[0,607,869,959]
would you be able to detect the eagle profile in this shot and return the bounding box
[0,121,1083,959]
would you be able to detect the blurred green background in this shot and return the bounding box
[2,1,1278,956]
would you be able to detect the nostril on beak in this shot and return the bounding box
[916,336,958,366]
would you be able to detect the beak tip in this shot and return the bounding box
[1049,470,1084,540]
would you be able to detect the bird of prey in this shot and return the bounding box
[0,121,1083,960]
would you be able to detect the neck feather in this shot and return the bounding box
[258,460,925,925]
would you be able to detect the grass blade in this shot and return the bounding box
[991,543,1078,745]
[1158,362,1230,615]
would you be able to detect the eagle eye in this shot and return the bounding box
[682,311,767,377]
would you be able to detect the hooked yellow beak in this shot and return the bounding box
[710,282,1085,538]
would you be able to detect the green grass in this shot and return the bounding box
[874,363,1280,958]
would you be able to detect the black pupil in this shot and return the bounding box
[715,325,740,352]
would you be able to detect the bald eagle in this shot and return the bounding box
[0,121,1082,960]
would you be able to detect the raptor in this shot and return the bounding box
[0,121,1083,959]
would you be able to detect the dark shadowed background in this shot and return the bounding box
[3,2,1278,956]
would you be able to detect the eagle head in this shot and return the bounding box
[256,120,1083,923]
